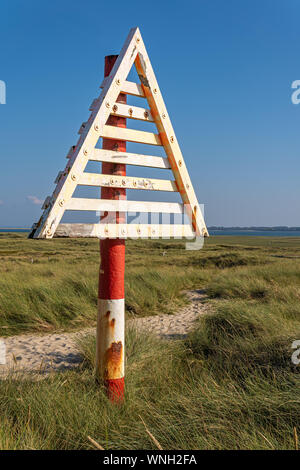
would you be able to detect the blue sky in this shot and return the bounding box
[0,0,300,227]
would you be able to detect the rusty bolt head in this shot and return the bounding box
[112,104,118,113]
[122,179,126,186]
[144,110,149,119]
[110,178,115,185]
[137,227,141,234]
[46,229,52,235]
[144,180,149,187]
[178,160,182,167]
[71,174,76,181]
[59,199,64,207]
[83,149,88,156]
[136,37,140,43]
[153,88,157,94]
[116,79,121,85]
[106,102,110,108]
[105,227,109,234]
[162,113,166,119]
[170,136,174,143]
[94,124,99,131]
[128,108,133,116]
[133,180,137,187]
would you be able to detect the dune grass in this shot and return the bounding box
[0,233,299,449]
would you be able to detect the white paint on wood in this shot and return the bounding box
[90,149,171,169]
[65,198,184,214]
[101,125,162,146]
[100,78,145,97]
[55,223,194,239]
[78,173,177,192]
[110,102,153,121]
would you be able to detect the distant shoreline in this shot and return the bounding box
[1,227,300,232]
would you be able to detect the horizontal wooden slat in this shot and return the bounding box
[100,78,145,97]
[79,173,177,192]
[110,103,154,122]
[90,149,171,169]
[55,223,194,239]
[66,198,184,214]
[101,125,162,146]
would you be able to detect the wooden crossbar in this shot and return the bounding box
[55,223,194,238]
[66,198,184,213]
[110,103,154,121]
[101,125,162,146]
[90,149,171,169]
[78,173,177,192]
[100,78,145,97]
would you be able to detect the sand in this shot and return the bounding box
[0,289,208,378]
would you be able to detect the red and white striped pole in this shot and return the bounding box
[96,55,126,402]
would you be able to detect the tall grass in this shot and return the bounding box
[0,234,299,449]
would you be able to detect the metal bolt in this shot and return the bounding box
[128,108,133,116]
[186,183,190,189]
[144,110,149,119]
[71,174,76,181]
[178,160,182,167]
[83,149,88,156]
[170,136,174,143]
[106,102,110,108]
[162,113,166,119]
[136,37,140,43]
[137,227,141,234]
[122,179,126,186]
[121,228,126,235]
[153,88,157,94]
[116,79,121,85]
[110,178,115,185]
[133,180,137,187]
[112,104,118,113]
[94,124,99,131]
[59,199,64,207]
[46,229,52,235]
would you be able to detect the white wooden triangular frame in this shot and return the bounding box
[29,27,208,240]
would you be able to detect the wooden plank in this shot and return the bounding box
[100,78,145,97]
[65,198,184,214]
[90,149,171,169]
[78,173,177,192]
[101,125,162,146]
[55,223,194,239]
[110,103,154,122]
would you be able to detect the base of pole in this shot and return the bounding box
[105,377,125,403]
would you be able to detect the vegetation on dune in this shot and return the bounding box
[0,233,299,449]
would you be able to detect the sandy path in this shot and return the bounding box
[0,290,208,377]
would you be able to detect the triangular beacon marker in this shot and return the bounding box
[29,27,208,240]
